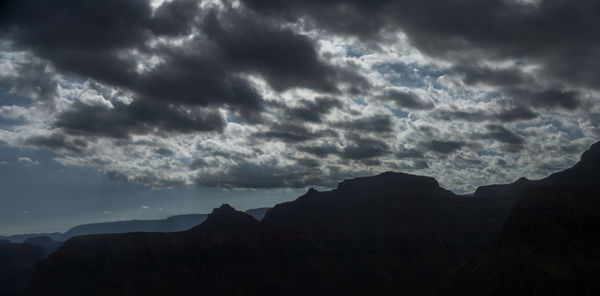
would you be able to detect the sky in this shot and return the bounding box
[0,0,599,235]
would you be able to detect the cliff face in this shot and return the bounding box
[29,172,512,296]
[28,142,600,296]
[24,237,62,257]
[432,142,600,296]
[262,172,462,230]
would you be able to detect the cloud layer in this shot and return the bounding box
[0,0,598,194]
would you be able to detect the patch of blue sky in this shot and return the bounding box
[0,88,33,107]
[0,116,24,128]
[390,108,409,118]
[548,119,584,140]
[345,46,366,58]
[226,111,243,124]
[352,97,368,106]
[515,119,584,140]
[372,62,445,89]
[477,149,504,157]
[479,91,504,103]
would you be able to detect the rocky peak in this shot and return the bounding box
[335,171,451,200]
[190,204,259,233]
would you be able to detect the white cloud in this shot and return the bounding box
[17,157,39,165]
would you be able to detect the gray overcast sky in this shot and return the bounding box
[1,0,599,234]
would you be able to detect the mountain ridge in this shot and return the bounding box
[432,141,600,296]
[23,141,600,295]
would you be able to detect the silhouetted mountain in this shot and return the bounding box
[0,214,206,294]
[540,141,600,188]
[245,207,270,221]
[29,172,514,295]
[190,204,259,233]
[474,176,533,200]
[0,243,44,296]
[0,239,9,245]
[29,206,267,296]
[60,213,207,240]
[2,214,208,244]
[432,141,600,296]
[27,141,600,295]
[2,233,62,244]
[262,172,465,230]
[23,237,62,257]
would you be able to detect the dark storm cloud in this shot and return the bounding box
[154,148,175,157]
[297,143,340,158]
[449,65,582,111]
[295,134,390,160]
[25,133,87,153]
[396,147,424,159]
[433,106,539,123]
[333,115,394,133]
[526,89,580,111]
[254,122,336,143]
[188,159,208,170]
[412,160,429,169]
[0,60,59,104]
[0,0,368,139]
[282,97,341,123]
[196,161,324,188]
[482,125,525,146]
[55,101,226,139]
[452,65,532,88]
[150,0,200,36]
[0,0,154,86]
[424,140,465,155]
[130,8,365,110]
[243,0,600,107]
[381,89,434,110]
[294,157,321,168]
[474,124,525,152]
[242,0,387,40]
[339,134,390,159]
[201,10,368,93]
[433,109,489,123]
[106,169,187,188]
[495,105,539,122]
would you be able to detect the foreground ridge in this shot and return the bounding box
[25,142,600,296]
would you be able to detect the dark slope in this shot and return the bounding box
[29,172,514,296]
[23,237,62,257]
[30,206,258,296]
[474,177,534,200]
[0,243,45,296]
[432,141,600,296]
[540,141,600,188]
